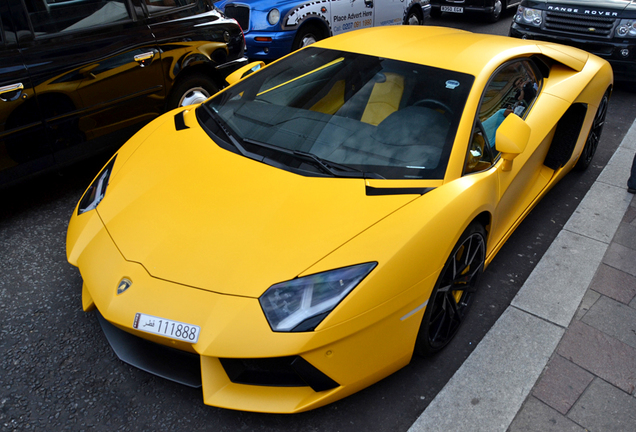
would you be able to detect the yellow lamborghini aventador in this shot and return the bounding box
[67,26,612,413]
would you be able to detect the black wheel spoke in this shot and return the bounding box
[445,292,461,322]
[437,282,453,293]
[425,230,485,349]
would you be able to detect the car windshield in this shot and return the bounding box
[201,47,473,179]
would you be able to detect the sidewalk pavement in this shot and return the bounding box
[409,121,636,432]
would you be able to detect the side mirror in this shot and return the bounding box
[495,113,531,171]
[225,61,265,86]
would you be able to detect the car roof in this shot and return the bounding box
[313,26,589,77]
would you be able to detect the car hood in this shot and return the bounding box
[537,0,635,12]
[96,114,419,298]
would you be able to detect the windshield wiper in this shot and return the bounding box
[240,137,383,179]
[292,150,384,179]
[201,105,263,161]
[200,107,384,179]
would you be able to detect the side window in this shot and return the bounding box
[464,60,540,174]
[0,4,21,46]
[24,0,132,36]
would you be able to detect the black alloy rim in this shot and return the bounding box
[582,93,609,165]
[427,232,485,348]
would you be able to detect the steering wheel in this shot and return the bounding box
[414,99,454,120]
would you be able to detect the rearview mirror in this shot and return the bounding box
[225,61,265,86]
[495,113,531,171]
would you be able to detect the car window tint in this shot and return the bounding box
[24,0,132,35]
[205,47,474,180]
[480,61,539,145]
[464,60,540,175]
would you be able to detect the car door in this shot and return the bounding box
[17,0,165,167]
[331,0,373,35]
[138,0,237,106]
[0,1,52,187]
[373,0,405,26]
[466,59,548,249]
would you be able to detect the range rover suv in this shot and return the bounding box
[0,0,246,187]
[510,0,636,81]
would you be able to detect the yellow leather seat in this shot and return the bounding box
[360,73,405,126]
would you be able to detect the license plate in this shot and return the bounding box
[441,6,464,13]
[133,313,200,343]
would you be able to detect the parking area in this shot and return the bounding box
[2,9,636,431]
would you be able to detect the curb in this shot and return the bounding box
[408,121,636,432]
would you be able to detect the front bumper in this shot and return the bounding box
[67,209,426,412]
[244,30,295,60]
[510,23,636,82]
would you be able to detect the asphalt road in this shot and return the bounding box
[2,11,636,432]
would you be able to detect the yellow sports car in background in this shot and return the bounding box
[67,26,612,413]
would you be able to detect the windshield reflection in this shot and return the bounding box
[204,47,474,180]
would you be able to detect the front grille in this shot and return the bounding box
[224,5,250,32]
[545,11,616,37]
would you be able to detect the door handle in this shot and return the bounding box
[134,51,155,67]
[0,83,24,102]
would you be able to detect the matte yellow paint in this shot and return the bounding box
[497,114,531,171]
[224,61,265,86]
[67,26,613,413]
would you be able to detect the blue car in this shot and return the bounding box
[216,0,431,60]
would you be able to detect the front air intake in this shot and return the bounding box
[220,356,340,392]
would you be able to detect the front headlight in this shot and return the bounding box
[514,6,542,27]
[616,20,636,37]
[267,8,280,26]
[260,262,377,332]
[77,156,116,215]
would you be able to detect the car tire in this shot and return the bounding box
[292,24,323,51]
[405,8,424,25]
[575,89,610,171]
[414,222,486,356]
[167,74,218,110]
[485,0,504,22]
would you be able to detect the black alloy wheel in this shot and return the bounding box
[415,223,486,355]
[575,89,610,171]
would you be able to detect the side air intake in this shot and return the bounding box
[544,103,588,170]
